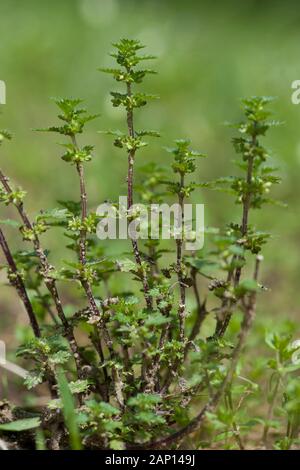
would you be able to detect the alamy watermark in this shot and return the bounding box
[96,196,204,251]
[291,80,300,104]
[0,340,5,366]
[291,339,300,364]
[0,80,6,104]
[0,340,28,379]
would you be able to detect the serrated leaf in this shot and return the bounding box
[69,379,89,394]
[116,258,136,273]
[49,350,71,365]
[24,370,44,389]
[145,312,170,327]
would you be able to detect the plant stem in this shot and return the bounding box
[214,132,257,338]
[262,373,280,449]
[234,149,255,286]
[71,135,124,409]
[137,257,261,449]
[126,82,152,311]
[0,168,83,375]
[159,174,188,393]
[0,228,57,396]
[176,173,186,342]
[0,227,40,337]
[226,389,245,450]
[187,268,207,345]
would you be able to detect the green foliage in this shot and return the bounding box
[0,187,26,206]
[166,139,206,175]
[37,98,99,137]
[261,331,300,449]
[61,144,94,164]
[0,39,288,451]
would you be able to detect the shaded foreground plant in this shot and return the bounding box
[0,39,293,450]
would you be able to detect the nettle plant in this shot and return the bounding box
[0,39,296,450]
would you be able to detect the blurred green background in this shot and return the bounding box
[0,0,300,341]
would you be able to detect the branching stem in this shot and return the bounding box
[126,82,152,311]
[0,168,84,375]
[0,227,40,337]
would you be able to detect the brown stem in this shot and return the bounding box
[234,150,255,286]
[103,280,134,393]
[71,136,124,408]
[27,271,59,326]
[160,174,187,393]
[0,168,83,375]
[187,268,207,345]
[90,326,110,401]
[126,82,152,310]
[176,173,186,342]
[144,317,170,393]
[0,227,58,396]
[214,132,257,338]
[0,227,40,337]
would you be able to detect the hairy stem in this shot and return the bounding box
[159,174,187,393]
[138,258,261,449]
[214,131,257,338]
[188,268,207,345]
[176,173,186,342]
[0,168,83,374]
[126,82,152,310]
[71,135,124,409]
[0,227,40,337]
[0,228,57,396]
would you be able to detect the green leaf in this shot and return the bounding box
[116,258,136,273]
[110,439,125,450]
[145,312,170,327]
[185,256,216,271]
[36,208,71,223]
[49,350,71,365]
[235,279,259,297]
[0,417,41,432]
[69,379,89,394]
[47,399,62,410]
[56,369,82,450]
[24,370,45,389]
[97,401,120,416]
[0,219,20,228]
